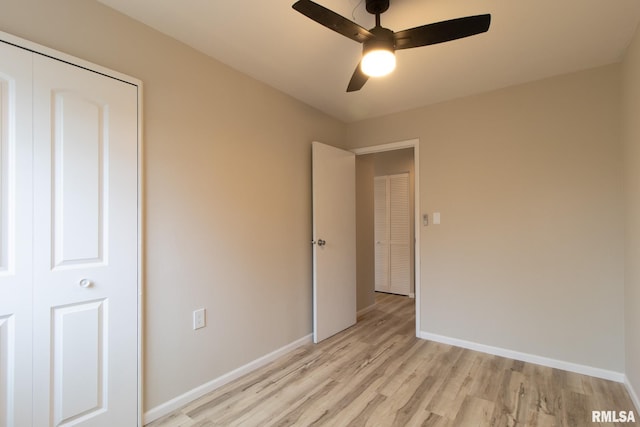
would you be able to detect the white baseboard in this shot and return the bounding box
[625,375,640,412]
[419,331,625,383]
[143,333,313,424]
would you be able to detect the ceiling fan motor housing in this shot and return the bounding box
[363,26,395,54]
[366,0,390,15]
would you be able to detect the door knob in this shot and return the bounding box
[79,278,94,288]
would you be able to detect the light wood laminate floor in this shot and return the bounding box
[147,293,638,426]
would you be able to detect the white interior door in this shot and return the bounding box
[31,54,138,427]
[312,141,356,343]
[0,40,34,427]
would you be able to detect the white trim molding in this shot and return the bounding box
[351,139,418,155]
[625,376,640,412]
[419,331,625,383]
[352,139,421,339]
[144,334,313,424]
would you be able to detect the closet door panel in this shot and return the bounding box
[52,91,106,267]
[389,174,410,295]
[374,176,388,292]
[32,55,138,427]
[0,41,33,427]
[51,300,107,425]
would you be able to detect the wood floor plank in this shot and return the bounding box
[304,336,417,425]
[146,412,196,427]
[420,412,451,427]
[423,347,479,419]
[562,389,592,427]
[268,378,338,426]
[376,339,436,397]
[147,293,639,427]
[467,354,511,403]
[344,393,387,427]
[498,369,528,426]
[451,396,495,427]
[520,362,563,424]
[392,374,440,426]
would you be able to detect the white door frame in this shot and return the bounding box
[0,30,144,426]
[352,139,420,338]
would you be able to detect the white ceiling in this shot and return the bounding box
[97,0,640,123]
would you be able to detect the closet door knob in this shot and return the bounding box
[79,278,94,288]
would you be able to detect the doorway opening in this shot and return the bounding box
[353,139,420,337]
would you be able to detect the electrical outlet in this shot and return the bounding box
[193,308,206,330]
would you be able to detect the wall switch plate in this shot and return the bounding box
[433,212,441,225]
[193,308,206,330]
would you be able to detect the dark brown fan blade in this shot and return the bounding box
[394,14,491,50]
[293,0,374,43]
[346,62,369,92]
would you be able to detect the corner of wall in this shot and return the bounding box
[420,331,626,383]
[143,334,313,424]
[622,18,640,416]
[625,375,640,412]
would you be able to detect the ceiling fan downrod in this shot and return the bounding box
[366,0,388,27]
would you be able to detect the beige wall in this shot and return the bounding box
[0,0,346,411]
[622,24,640,403]
[355,155,376,310]
[356,149,415,310]
[347,65,625,373]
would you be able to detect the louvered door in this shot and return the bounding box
[374,173,410,296]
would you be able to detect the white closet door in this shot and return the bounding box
[32,55,138,427]
[0,41,34,427]
[388,174,410,295]
[374,173,410,296]
[374,177,388,292]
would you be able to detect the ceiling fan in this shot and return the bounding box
[292,0,491,92]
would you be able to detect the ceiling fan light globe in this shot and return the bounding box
[361,49,396,77]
